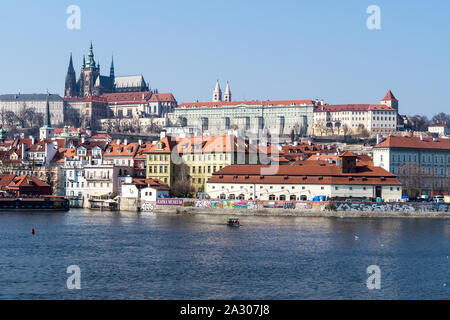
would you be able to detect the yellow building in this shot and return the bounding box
[175,135,258,193]
[146,135,263,194]
[145,137,177,186]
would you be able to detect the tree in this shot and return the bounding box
[431,112,450,127]
[171,163,194,198]
[290,129,295,143]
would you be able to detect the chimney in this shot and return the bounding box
[420,134,424,141]
[81,137,85,144]
[138,139,143,145]
[160,131,167,140]
[124,139,128,146]
[117,139,121,145]
[21,144,25,160]
[308,140,312,146]
[31,137,35,145]
[376,134,383,145]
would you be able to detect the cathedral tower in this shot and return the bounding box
[80,42,100,97]
[381,90,399,111]
[64,53,77,97]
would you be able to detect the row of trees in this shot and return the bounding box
[397,162,450,197]
[406,112,450,131]
[0,104,44,129]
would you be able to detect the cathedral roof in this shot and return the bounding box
[114,75,146,88]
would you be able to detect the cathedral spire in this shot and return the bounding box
[87,41,96,68]
[65,53,77,97]
[110,55,115,79]
[82,55,86,68]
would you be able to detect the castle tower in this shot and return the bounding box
[64,53,78,97]
[40,94,54,140]
[212,80,222,102]
[80,42,100,97]
[381,90,399,111]
[224,81,232,102]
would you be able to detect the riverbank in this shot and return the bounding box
[149,207,450,218]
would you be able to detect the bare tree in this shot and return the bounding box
[171,163,194,198]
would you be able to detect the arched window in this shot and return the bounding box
[280,195,286,201]
[300,195,307,201]
[290,195,296,201]
[220,193,226,200]
[228,194,235,200]
[238,194,245,200]
[269,194,275,200]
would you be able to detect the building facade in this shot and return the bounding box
[0,93,64,127]
[373,135,450,194]
[313,91,399,136]
[207,152,402,201]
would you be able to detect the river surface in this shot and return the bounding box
[0,209,448,299]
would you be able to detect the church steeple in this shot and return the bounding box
[212,80,222,102]
[64,53,77,97]
[40,93,54,140]
[110,55,115,79]
[224,81,232,102]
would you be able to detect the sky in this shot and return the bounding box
[0,0,449,117]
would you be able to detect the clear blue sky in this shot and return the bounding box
[0,0,449,117]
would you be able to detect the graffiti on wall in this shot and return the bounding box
[141,202,154,212]
[336,202,415,212]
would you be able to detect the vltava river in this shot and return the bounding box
[0,209,448,299]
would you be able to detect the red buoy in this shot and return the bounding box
[31,228,35,235]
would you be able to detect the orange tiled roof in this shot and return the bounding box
[178,99,315,108]
[123,178,170,190]
[149,93,177,103]
[208,162,401,186]
[8,175,50,188]
[104,140,139,157]
[103,91,151,105]
[375,136,450,150]
[315,104,395,112]
[382,90,398,101]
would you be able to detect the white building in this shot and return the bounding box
[121,177,170,202]
[373,135,450,194]
[207,152,402,202]
[313,91,399,136]
[428,124,450,137]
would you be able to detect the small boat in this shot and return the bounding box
[227,218,241,227]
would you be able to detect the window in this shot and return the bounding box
[269,194,276,200]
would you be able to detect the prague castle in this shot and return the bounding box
[64,42,149,98]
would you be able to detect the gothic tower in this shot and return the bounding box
[79,42,100,97]
[212,80,222,102]
[224,81,232,102]
[64,53,77,97]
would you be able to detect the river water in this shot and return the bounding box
[0,209,448,299]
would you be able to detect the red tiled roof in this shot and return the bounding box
[178,99,315,108]
[123,178,170,190]
[175,135,257,154]
[149,93,177,103]
[144,137,178,154]
[8,175,50,188]
[315,104,395,112]
[104,140,139,157]
[375,136,450,150]
[0,174,17,187]
[382,90,398,101]
[208,162,401,186]
[103,91,151,105]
